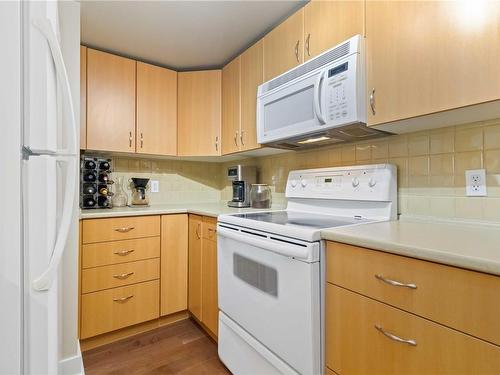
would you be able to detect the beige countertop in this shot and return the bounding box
[321,219,500,276]
[80,202,281,219]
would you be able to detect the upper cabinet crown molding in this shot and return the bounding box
[136,61,177,156]
[177,70,222,157]
[86,48,137,153]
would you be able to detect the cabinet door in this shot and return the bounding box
[240,40,263,152]
[188,215,202,321]
[222,57,241,155]
[366,1,500,126]
[80,45,86,149]
[178,70,221,156]
[304,0,364,60]
[201,238,218,337]
[86,49,136,152]
[263,8,304,81]
[136,62,177,156]
[161,214,188,316]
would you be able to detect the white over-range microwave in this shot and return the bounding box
[257,35,389,149]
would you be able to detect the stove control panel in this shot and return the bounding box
[285,164,396,202]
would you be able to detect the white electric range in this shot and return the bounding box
[217,164,397,375]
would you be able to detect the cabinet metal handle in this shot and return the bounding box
[129,131,133,147]
[140,132,143,148]
[113,272,134,280]
[113,249,135,256]
[195,223,201,239]
[369,88,376,115]
[234,131,239,147]
[240,130,245,146]
[294,40,300,62]
[215,136,219,151]
[113,294,134,303]
[114,226,135,233]
[375,325,417,346]
[306,33,311,56]
[375,274,417,289]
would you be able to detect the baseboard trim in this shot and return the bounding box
[59,342,84,375]
[80,310,189,352]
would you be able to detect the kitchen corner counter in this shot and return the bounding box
[80,202,281,220]
[321,219,500,276]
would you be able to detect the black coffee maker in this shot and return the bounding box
[130,178,150,206]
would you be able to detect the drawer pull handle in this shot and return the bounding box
[375,274,417,289]
[113,249,135,256]
[114,226,135,233]
[113,272,134,280]
[113,295,134,303]
[375,325,417,346]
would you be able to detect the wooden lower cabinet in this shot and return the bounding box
[160,214,188,316]
[81,280,159,339]
[188,215,219,338]
[326,284,500,375]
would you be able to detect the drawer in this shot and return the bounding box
[326,284,500,375]
[327,242,500,345]
[82,216,160,244]
[81,258,160,293]
[80,280,159,339]
[81,237,160,268]
[202,216,217,241]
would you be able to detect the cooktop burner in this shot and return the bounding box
[232,210,373,230]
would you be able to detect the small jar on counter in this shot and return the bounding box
[250,184,272,209]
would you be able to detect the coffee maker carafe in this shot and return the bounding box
[130,178,150,206]
[227,165,256,208]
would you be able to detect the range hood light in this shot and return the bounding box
[297,136,331,144]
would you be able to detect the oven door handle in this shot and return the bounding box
[218,226,310,261]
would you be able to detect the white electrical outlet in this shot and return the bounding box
[465,169,487,196]
[151,180,160,193]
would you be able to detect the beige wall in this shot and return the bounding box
[111,157,223,205]
[222,119,500,222]
[109,118,500,223]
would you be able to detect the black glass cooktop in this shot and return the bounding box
[232,211,372,229]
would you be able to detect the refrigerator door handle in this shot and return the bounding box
[31,17,77,156]
[32,156,77,291]
[31,18,78,291]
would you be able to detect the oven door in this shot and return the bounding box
[217,224,321,375]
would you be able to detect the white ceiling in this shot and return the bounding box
[80,0,307,71]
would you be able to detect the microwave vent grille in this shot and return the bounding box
[262,41,351,93]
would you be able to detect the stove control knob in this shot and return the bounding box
[352,177,360,188]
[368,177,377,188]
[301,179,308,187]
[290,179,298,188]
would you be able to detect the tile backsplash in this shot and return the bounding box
[103,118,500,223]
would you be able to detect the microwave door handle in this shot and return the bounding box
[314,71,326,125]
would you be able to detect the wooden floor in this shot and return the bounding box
[82,319,231,375]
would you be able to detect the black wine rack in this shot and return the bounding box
[80,156,113,209]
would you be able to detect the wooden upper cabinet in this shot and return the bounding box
[222,57,241,155]
[366,1,500,127]
[80,46,87,149]
[177,70,222,156]
[263,8,304,82]
[304,0,364,60]
[240,40,263,152]
[86,49,136,152]
[136,62,177,156]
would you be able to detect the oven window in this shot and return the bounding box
[233,253,278,297]
[264,85,315,133]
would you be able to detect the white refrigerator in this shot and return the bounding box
[0,1,82,374]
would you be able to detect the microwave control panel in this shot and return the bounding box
[323,54,358,124]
